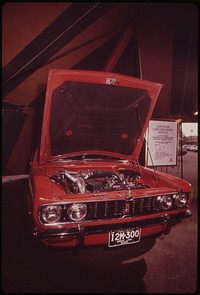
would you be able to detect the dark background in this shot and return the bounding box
[2,2,198,174]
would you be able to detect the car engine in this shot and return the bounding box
[50,169,148,194]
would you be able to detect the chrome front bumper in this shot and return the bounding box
[33,210,192,244]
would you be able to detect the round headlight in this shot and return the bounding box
[40,205,62,224]
[159,195,173,210]
[67,203,87,221]
[175,193,187,208]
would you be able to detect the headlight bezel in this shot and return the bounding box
[40,204,63,224]
[156,195,173,211]
[39,202,88,225]
[156,192,189,211]
[67,203,87,222]
[174,192,188,208]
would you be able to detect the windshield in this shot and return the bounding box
[49,81,151,156]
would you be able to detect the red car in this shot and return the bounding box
[28,69,193,248]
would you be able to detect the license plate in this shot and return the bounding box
[108,227,141,248]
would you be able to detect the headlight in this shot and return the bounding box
[40,205,62,224]
[174,193,188,208]
[67,203,87,221]
[157,195,173,210]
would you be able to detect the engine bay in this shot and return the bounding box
[50,169,148,194]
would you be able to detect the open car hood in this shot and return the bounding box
[39,70,162,164]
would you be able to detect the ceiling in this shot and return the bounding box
[2,2,198,117]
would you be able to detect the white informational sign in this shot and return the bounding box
[146,120,178,167]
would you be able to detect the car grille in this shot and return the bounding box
[39,192,190,225]
[85,196,159,220]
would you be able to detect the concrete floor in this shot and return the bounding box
[2,152,198,293]
[157,151,198,191]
